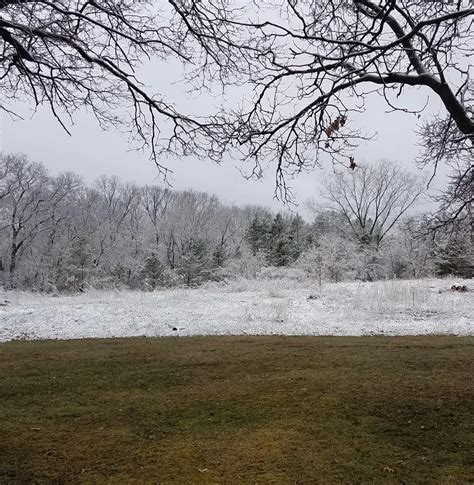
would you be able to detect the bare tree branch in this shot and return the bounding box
[0,0,471,209]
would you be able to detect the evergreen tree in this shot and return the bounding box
[246,217,259,256]
[112,263,128,285]
[213,244,227,268]
[268,213,292,266]
[436,237,474,278]
[246,216,271,256]
[143,253,169,289]
[178,240,213,286]
[271,213,286,238]
[288,214,306,261]
[56,237,93,291]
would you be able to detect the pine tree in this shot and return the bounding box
[178,240,213,286]
[288,214,306,261]
[112,263,128,285]
[436,238,474,278]
[268,213,292,266]
[213,244,227,267]
[246,216,271,256]
[271,213,286,238]
[56,237,93,291]
[246,217,259,256]
[143,253,169,289]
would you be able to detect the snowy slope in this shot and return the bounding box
[0,278,472,342]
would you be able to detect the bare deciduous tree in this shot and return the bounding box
[0,153,74,286]
[1,1,471,196]
[319,162,424,247]
[430,164,473,234]
[0,0,222,175]
[167,1,473,192]
[141,185,173,248]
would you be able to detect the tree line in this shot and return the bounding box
[0,154,472,291]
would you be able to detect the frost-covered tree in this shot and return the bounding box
[160,191,219,269]
[1,152,453,290]
[247,212,306,266]
[435,229,474,278]
[56,237,93,291]
[288,214,307,261]
[211,206,247,267]
[0,154,75,287]
[178,240,213,287]
[26,172,83,290]
[387,218,436,278]
[299,235,357,284]
[246,216,272,257]
[143,253,169,290]
[268,214,291,266]
[141,186,173,249]
[0,154,47,286]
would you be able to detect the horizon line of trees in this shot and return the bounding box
[0,153,472,292]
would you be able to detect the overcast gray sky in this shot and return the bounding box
[0,59,446,214]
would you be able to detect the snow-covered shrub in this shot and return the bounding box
[215,252,267,280]
[298,236,357,283]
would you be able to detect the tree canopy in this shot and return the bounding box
[0,1,472,197]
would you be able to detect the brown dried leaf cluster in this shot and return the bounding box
[324,115,347,138]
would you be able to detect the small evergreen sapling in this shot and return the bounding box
[178,240,213,286]
[143,253,169,290]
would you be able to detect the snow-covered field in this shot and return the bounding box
[0,278,472,342]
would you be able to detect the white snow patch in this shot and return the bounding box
[0,278,472,342]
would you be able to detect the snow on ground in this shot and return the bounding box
[0,278,472,342]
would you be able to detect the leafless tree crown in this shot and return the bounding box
[320,162,425,246]
[0,1,472,195]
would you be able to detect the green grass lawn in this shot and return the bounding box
[0,336,473,484]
